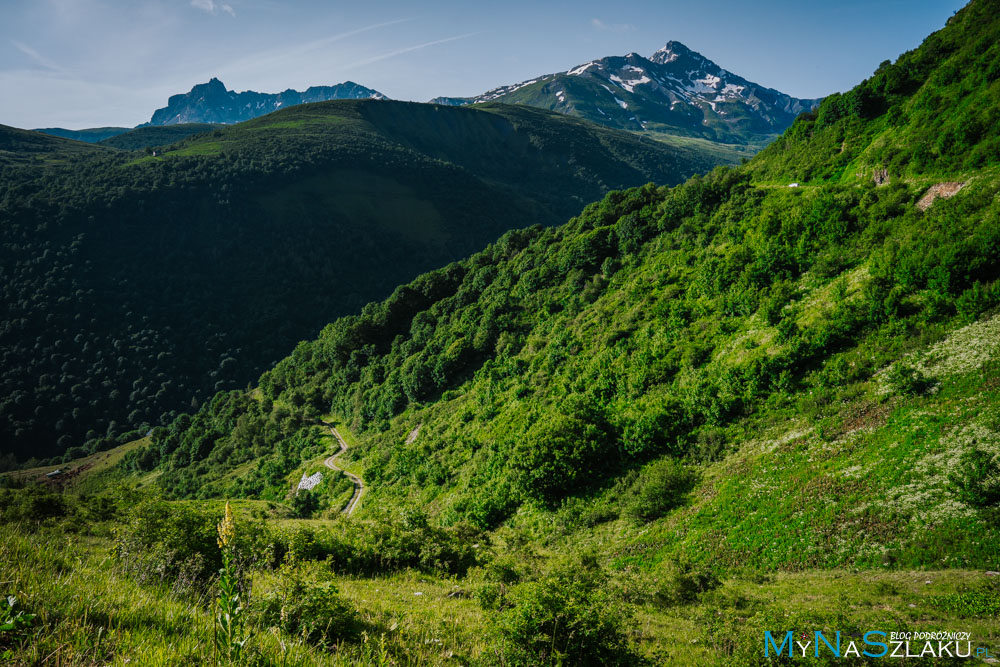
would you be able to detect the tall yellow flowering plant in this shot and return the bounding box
[214,502,247,663]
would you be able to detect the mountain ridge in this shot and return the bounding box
[140,77,386,126]
[31,126,131,143]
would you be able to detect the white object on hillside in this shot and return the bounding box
[789,183,800,188]
[297,471,323,492]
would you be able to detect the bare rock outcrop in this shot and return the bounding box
[916,182,965,211]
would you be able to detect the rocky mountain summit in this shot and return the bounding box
[143,78,386,125]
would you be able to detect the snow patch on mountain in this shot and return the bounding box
[568,62,599,76]
[691,74,722,92]
[609,73,652,93]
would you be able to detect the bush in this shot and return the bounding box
[0,487,69,523]
[114,498,221,588]
[511,412,606,504]
[655,559,721,605]
[950,448,1000,508]
[474,554,524,611]
[252,565,359,644]
[115,499,273,590]
[269,509,482,576]
[624,458,697,522]
[291,488,319,518]
[886,361,933,395]
[488,560,637,666]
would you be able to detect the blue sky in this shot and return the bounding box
[1,0,966,129]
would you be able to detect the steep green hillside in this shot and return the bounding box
[0,100,717,462]
[749,0,1000,182]
[97,123,220,150]
[145,0,1000,585]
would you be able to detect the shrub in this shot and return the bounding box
[511,412,606,504]
[269,509,481,576]
[655,559,721,605]
[115,498,272,589]
[886,361,933,395]
[291,488,319,518]
[252,565,359,644]
[474,554,524,611]
[624,458,697,522]
[115,498,220,588]
[0,487,69,523]
[488,560,637,666]
[950,447,1000,508]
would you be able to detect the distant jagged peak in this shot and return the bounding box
[144,78,387,126]
[649,40,698,64]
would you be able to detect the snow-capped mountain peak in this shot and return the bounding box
[649,40,701,64]
[430,41,820,145]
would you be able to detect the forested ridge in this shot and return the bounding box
[0,100,717,463]
[97,123,221,150]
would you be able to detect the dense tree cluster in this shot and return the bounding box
[1,100,705,461]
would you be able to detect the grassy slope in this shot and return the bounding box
[0,125,112,166]
[3,519,997,664]
[649,132,757,165]
[8,438,147,488]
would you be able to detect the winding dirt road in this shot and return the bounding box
[321,421,364,516]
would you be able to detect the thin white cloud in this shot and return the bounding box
[346,32,480,68]
[211,18,414,83]
[191,0,235,17]
[12,40,68,74]
[590,18,635,33]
